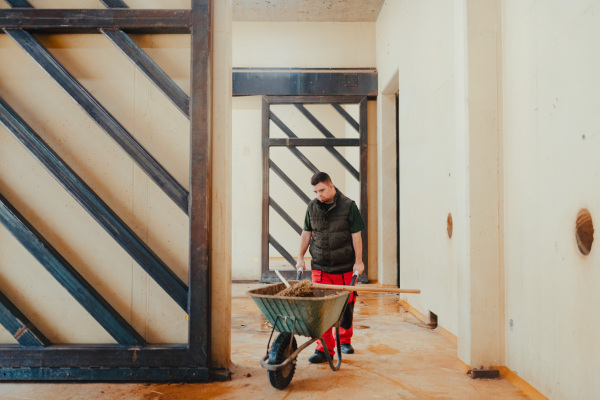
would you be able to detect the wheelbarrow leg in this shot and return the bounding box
[319,322,343,371]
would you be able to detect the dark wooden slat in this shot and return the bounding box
[0,9,191,33]
[4,29,189,215]
[359,97,369,283]
[0,290,50,347]
[269,161,311,205]
[0,366,208,381]
[99,0,129,7]
[0,97,188,311]
[188,0,210,360]
[332,103,360,132]
[0,345,192,368]
[269,138,359,147]
[4,0,31,7]
[269,197,302,235]
[294,104,359,180]
[268,234,296,267]
[232,70,378,96]
[265,95,366,105]
[261,269,299,282]
[261,98,271,280]
[101,30,190,118]
[269,111,319,173]
[99,2,190,118]
[0,193,146,346]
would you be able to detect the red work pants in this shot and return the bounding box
[312,269,356,355]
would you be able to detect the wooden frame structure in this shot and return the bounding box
[261,96,369,283]
[0,0,211,381]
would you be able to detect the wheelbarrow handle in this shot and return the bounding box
[296,269,303,281]
[350,270,359,286]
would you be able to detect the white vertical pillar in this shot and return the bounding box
[377,74,399,286]
[458,0,504,368]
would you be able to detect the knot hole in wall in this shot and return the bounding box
[576,208,594,256]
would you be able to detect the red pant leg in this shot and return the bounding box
[312,270,356,354]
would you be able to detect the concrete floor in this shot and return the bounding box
[0,284,530,399]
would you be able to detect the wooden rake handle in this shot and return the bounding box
[310,283,421,294]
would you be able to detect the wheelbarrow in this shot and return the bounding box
[247,271,358,390]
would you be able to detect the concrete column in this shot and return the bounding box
[210,0,232,368]
[377,73,399,286]
[457,0,504,368]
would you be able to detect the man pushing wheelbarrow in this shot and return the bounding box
[248,172,420,390]
[296,171,366,363]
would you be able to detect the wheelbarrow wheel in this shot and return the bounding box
[268,332,297,390]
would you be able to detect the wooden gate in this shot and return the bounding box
[261,96,368,282]
[0,0,211,381]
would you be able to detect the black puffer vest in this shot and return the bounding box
[308,189,355,273]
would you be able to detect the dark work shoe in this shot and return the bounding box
[308,350,328,364]
[340,343,354,354]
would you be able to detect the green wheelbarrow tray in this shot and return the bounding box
[248,281,351,384]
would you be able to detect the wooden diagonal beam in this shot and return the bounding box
[0,97,188,311]
[0,9,191,33]
[0,290,50,347]
[3,29,189,215]
[332,103,360,132]
[269,160,311,205]
[0,193,146,346]
[269,197,302,235]
[101,29,190,117]
[294,104,359,180]
[268,234,296,267]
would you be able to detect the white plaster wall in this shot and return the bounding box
[231,22,376,280]
[0,31,190,343]
[233,22,375,68]
[503,1,600,398]
[376,0,463,336]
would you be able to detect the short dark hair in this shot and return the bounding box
[310,172,332,186]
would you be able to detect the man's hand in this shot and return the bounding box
[353,261,364,275]
[297,230,312,271]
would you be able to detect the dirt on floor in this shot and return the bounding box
[0,284,532,400]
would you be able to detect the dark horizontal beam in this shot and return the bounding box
[260,269,299,283]
[265,95,368,105]
[0,97,188,311]
[269,138,359,147]
[294,104,359,180]
[0,366,208,382]
[0,9,191,33]
[4,29,189,214]
[269,197,302,235]
[0,193,146,346]
[0,290,50,347]
[269,161,311,205]
[0,345,192,368]
[233,70,377,96]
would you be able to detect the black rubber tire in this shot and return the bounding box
[267,332,297,390]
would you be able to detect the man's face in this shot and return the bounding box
[312,181,336,204]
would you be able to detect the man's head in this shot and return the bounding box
[311,172,336,204]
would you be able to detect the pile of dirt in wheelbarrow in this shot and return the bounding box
[277,281,314,297]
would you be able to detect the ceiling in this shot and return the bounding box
[232,0,385,22]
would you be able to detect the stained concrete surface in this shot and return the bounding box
[0,284,530,399]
